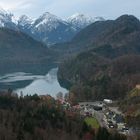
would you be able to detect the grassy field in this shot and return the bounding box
[84,117,100,129]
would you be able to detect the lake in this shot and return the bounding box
[0,68,68,97]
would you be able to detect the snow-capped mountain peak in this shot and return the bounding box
[94,17,105,22]
[0,6,7,15]
[18,15,34,26]
[67,13,93,29]
[0,7,17,28]
[40,12,60,21]
[33,12,68,31]
[68,13,89,19]
[67,13,104,29]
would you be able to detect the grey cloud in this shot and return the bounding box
[0,0,139,19]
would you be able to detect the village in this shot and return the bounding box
[59,97,131,136]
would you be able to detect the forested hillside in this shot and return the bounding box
[0,91,127,140]
[58,15,140,101]
[0,28,57,74]
[119,86,140,137]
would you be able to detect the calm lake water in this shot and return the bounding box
[0,68,68,97]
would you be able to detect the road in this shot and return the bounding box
[94,110,106,127]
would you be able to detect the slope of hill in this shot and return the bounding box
[119,86,140,131]
[0,28,56,74]
[58,53,140,101]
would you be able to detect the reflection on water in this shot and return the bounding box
[0,68,68,97]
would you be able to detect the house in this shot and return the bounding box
[103,99,113,104]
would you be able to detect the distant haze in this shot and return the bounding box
[0,0,140,19]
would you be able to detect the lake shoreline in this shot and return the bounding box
[0,68,68,97]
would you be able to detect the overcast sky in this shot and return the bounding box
[0,0,140,19]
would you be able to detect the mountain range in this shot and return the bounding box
[0,7,104,45]
[0,8,140,102]
[0,8,139,137]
